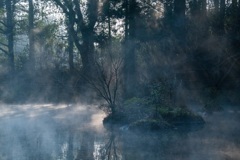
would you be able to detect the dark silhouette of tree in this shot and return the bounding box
[0,0,239,106]
[53,0,98,76]
[211,0,226,35]
[0,0,16,73]
[219,0,226,34]
[173,0,186,39]
[123,0,139,98]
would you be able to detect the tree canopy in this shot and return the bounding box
[0,0,239,108]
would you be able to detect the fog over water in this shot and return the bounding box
[0,104,105,160]
[0,104,240,160]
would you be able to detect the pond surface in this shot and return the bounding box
[0,104,239,160]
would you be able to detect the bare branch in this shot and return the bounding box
[0,47,8,55]
[0,41,7,47]
[82,73,110,104]
[16,3,28,12]
[139,0,162,13]
[0,27,5,33]
[84,56,122,114]
[0,21,7,27]
[93,63,110,101]
[53,0,69,14]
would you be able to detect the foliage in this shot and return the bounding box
[121,97,151,123]
[147,78,176,107]
[118,79,205,130]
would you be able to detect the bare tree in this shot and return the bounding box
[85,57,123,115]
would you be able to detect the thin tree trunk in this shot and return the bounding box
[123,0,137,98]
[202,0,207,16]
[107,0,113,60]
[67,18,74,72]
[124,0,129,39]
[232,0,237,8]
[107,0,111,40]
[129,0,136,38]
[28,0,35,71]
[214,0,219,12]
[173,0,186,40]
[81,29,95,76]
[219,0,225,34]
[68,35,74,72]
[6,0,14,72]
[239,0,240,10]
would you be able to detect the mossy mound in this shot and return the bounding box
[159,107,205,129]
[103,113,127,128]
[128,119,171,131]
[103,104,205,132]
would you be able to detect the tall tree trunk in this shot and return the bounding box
[28,0,35,71]
[67,18,74,72]
[232,0,237,8]
[53,0,97,77]
[67,22,95,76]
[238,0,240,15]
[201,0,207,16]
[107,0,113,60]
[173,0,186,40]
[68,24,95,76]
[174,0,186,17]
[164,0,173,18]
[124,0,129,39]
[81,29,95,76]
[68,34,74,72]
[214,0,219,12]
[219,0,225,34]
[190,0,199,16]
[107,0,111,40]
[5,0,14,72]
[123,0,137,98]
[129,0,136,38]
[230,0,239,50]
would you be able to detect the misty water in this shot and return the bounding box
[0,104,240,160]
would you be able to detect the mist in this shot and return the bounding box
[0,103,239,160]
[0,0,240,160]
[0,103,106,159]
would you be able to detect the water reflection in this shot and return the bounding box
[0,104,239,160]
[75,131,94,160]
[99,129,121,160]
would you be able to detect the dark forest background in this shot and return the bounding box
[0,0,240,114]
